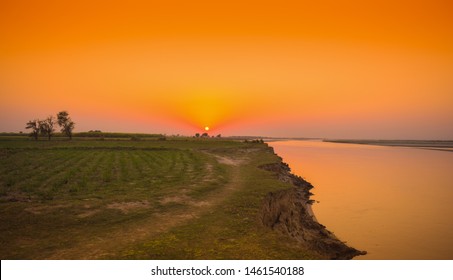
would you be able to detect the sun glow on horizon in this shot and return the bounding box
[152,86,257,135]
[1,1,452,139]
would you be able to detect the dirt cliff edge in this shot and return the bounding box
[259,159,366,259]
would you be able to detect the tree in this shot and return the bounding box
[57,111,75,140]
[39,116,55,140]
[25,119,40,140]
[195,133,200,138]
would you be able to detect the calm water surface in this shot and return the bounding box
[268,140,453,259]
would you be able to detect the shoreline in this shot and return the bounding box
[324,139,453,149]
[259,146,366,259]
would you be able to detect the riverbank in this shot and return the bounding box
[324,139,453,152]
[259,152,366,259]
[0,137,363,259]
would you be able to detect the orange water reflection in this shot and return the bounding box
[269,140,453,259]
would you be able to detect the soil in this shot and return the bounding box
[259,159,367,259]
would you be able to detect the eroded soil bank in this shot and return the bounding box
[259,150,366,259]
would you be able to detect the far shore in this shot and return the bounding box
[323,139,453,152]
[262,138,453,152]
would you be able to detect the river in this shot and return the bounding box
[268,140,453,259]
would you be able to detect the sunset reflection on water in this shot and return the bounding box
[269,140,453,259]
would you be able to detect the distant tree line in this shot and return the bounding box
[194,133,221,138]
[25,111,75,140]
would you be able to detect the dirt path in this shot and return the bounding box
[48,152,248,259]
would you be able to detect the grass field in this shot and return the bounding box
[0,137,316,259]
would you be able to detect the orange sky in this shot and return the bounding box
[1,0,452,138]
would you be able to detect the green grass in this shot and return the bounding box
[0,137,317,259]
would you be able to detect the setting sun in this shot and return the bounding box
[205,126,210,131]
[0,0,452,139]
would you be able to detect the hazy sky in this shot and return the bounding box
[1,0,452,139]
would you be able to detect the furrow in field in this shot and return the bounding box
[135,150,157,172]
[111,151,122,183]
[3,149,75,185]
[129,152,146,179]
[14,150,89,196]
[46,151,247,260]
[99,151,115,184]
[123,151,142,184]
[71,150,106,192]
[79,150,111,192]
[37,150,103,194]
